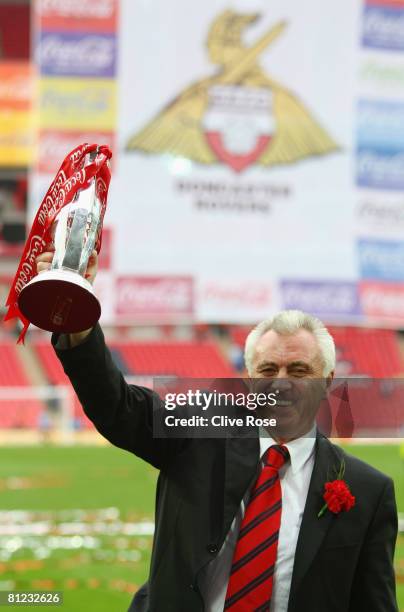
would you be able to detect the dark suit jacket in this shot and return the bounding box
[53,325,399,612]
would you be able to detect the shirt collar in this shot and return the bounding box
[259,425,317,475]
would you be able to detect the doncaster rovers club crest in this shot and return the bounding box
[126,11,338,173]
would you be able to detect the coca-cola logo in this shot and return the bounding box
[41,137,83,162]
[363,4,404,51]
[38,133,114,174]
[360,282,404,318]
[357,150,404,190]
[281,280,360,316]
[357,200,404,229]
[39,0,114,19]
[37,170,66,226]
[51,170,66,196]
[15,236,45,294]
[40,35,115,70]
[0,77,31,103]
[203,282,270,308]
[358,152,404,177]
[56,169,87,208]
[70,146,87,164]
[116,277,193,315]
[38,195,55,227]
[41,88,110,113]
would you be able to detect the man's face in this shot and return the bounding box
[249,329,333,441]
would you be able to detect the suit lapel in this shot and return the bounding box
[288,433,342,604]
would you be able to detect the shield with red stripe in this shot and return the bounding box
[203,84,275,172]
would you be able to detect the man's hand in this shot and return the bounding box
[36,246,98,285]
[35,246,99,346]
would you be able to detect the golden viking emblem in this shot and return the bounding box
[126,11,339,173]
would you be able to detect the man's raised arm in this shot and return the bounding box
[36,248,188,469]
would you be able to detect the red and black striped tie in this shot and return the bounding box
[224,444,290,611]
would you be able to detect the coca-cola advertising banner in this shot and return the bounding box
[32,0,118,173]
[0,62,33,166]
[37,130,115,174]
[116,277,194,322]
[38,32,117,78]
[30,0,404,326]
[36,0,117,32]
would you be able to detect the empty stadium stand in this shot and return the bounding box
[109,341,236,378]
[31,338,236,429]
[229,326,404,377]
[330,327,403,377]
[34,343,70,386]
[33,339,236,381]
[0,341,46,428]
[0,341,32,386]
[1,326,403,433]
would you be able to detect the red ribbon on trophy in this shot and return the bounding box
[4,143,112,343]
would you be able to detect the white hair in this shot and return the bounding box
[244,309,336,376]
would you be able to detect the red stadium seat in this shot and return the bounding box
[33,340,236,429]
[0,342,31,386]
[34,343,70,386]
[329,327,403,377]
[0,342,47,427]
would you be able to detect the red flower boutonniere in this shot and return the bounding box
[318,459,355,518]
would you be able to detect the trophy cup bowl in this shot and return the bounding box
[18,152,103,333]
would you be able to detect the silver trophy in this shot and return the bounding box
[18,151,105,333]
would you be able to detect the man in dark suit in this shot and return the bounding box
[37,250,398,612]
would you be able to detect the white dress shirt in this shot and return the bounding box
[198,427,316,612]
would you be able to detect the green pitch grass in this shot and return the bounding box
[0,443,402,612]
